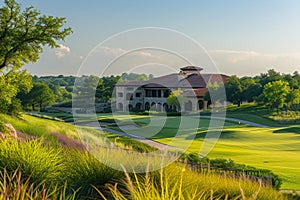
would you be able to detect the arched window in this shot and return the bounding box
[136,103,142,110]
[145,102,150,110]
[198,100,204,110]
[151,102,156,110]
[157,103,162,112]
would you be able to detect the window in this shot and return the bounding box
[157,90,161,97]
[152,90,157,97]
[118,92,123,97]
[136,92,141,97]
[163,90,170,97]
[146,90,151,97]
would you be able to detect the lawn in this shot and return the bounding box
[0,113,286,199]
[97,113,300,190]
[23,111,300,189]
[220,103,300,126]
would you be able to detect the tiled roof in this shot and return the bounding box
[116,73,228,89]
[194,88,208,97]
[183,88,208,97]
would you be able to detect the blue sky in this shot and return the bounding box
[14,0,300,76]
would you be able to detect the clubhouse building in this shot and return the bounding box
[115,66,228,112]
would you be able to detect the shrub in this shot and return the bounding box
[0,169,76,200]
[0,121,9,134]
[101,164,284,200]
[65,150,124,198]
[0,140,66,187]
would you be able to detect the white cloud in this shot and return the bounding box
[208,49,300,76]
[55,44,71,59]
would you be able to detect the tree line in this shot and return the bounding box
[205,69,300,112]
[12,73,151,113]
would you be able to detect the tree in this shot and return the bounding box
[0,0,72,70]
[259,69,282,87]
[26,83,55,111]
[0,0,72,114]
[0,68,32,115]
[262,80,290,112]
[95,75,120,103]
[225,76,243,106]
[166,89,188,112]
[204,82,225,106]
[286,88,300,110]
[120,73,149,81]
[283,73,299,89]
[240,77,262,102]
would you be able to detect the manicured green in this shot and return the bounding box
[223,103,300,125]
[98,113,300,190]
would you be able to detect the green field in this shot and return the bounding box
[0,113,286,199]
[25,111,300,189]
[98,113,300,190]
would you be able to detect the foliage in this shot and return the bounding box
[120,72,152,81]
[263,80,290,111]
[0,140,66,187]
[33,75,76,87]
[223,69,300,114]
[19,82,55,111]
[0,0,72,70]
[166,89,188,111]
[0,139,124,199]
[204,82,225,105]
[0,121,9,134]
[0,169,77,200]
[224,75,243,106]
[102,164,283,200]
[179,154,282,189]
[0,113,290,198]
[0,0,71,115]
[240,77,262,102]
[286,88,300,110]
[0,138,283,199]
[96,75,120,102]
[0,68,32,115]
[259,69,283,87]
[106,133,157,153]
[66,150,124,198]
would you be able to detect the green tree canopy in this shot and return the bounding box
[166,89,188,111]
[204,82,225,106]
[263,80,290,111]
[0,0,72,114]
[286,88,300,110]
[259,69,282,87]
[225,76,243,106]
[240,77,262,102]
[0,68,32,114]
[26,82,55,111]
[0,0,72,70]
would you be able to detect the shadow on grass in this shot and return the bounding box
[273,127,300,134]
[184,130,241,140]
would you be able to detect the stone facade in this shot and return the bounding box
[115,66,227,112]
